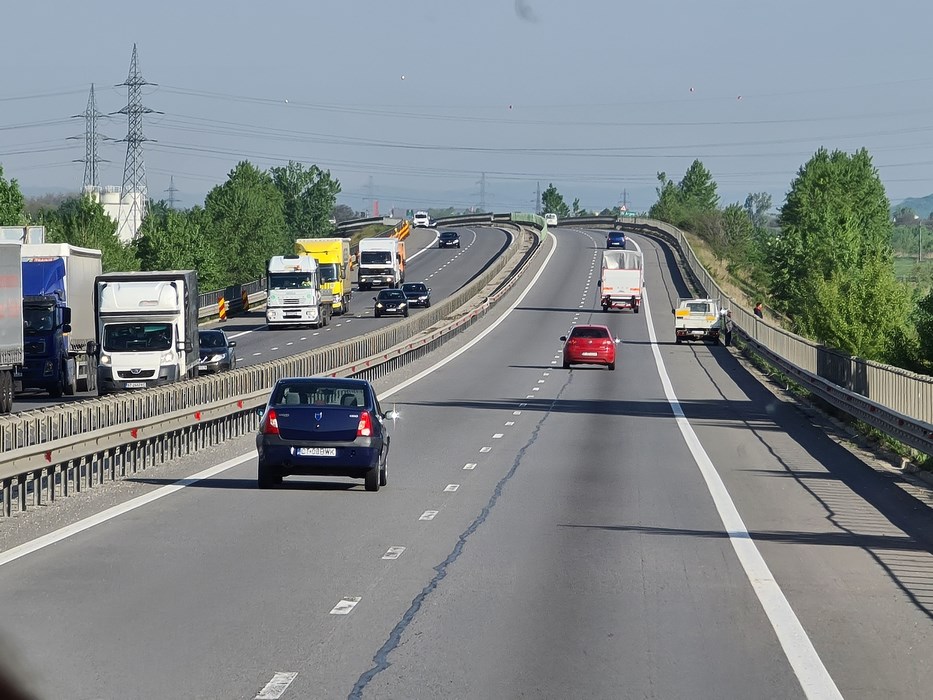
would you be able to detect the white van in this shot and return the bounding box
[413,211,431,228]
[545,213,558,226]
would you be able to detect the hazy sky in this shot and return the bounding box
[3,0,933,214]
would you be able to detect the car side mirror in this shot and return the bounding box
[373,297,377,301]
[671,308,675,315]
[62,323,72,334]
[256,407,264,418]
[228,341,237,348]
[559,336,567,342]
[178,341,192,352]
[615,338,621,344]
[87,341,98,356]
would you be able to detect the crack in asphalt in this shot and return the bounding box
[347,381,568,699]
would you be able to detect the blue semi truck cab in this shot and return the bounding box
[19,245,102,396]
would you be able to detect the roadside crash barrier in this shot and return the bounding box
[0,217,545,516]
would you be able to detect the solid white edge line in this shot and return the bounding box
[0,229,551,568]
[0,452,257,568]
[631,238,842,700]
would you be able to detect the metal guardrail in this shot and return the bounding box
[0,217,544,515]
[565,214,933,456]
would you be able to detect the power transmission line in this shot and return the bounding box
[69,84,108,190]
[165,175,179,209]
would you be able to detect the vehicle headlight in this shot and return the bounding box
[376,303,383,308]
[100,353,111,366]
[399,301,407,307]
[161,351,174,364]
[210,354,225,362]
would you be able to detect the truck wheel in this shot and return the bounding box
[64,363,77,396]
[0,371,12,413]
[48,375,64,399]
[634,304,640,314]
[675,337,682,344]
[344,296,350,313]
[602,305,609,312]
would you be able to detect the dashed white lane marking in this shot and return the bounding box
[330,597,361,615]
[513,411,522,415]
[463,463,477,470]
[228,324,269,340]
[525,395,534,399]
[532,387,540,392]
[419,510,439,521]
[300,337,307,341]
[254,672,299,700]
[382,546,406,560]
[252,352,262,356]
[634,239,842,699]
[480,446,492,453]
[505,421,515,426]
[551,360,557,364]
[444,484,460,492]
[492,433,504,439]
[537,380,545,384]
[313,332,320,336]
[271,347,279,351]
[286,342,293,346]
[543,372,550,376]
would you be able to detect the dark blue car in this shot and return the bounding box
[606,231,626,248]
[256,377,391,491]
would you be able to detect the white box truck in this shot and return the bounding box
[20,244,102,395]
[599,250,644,313]
[358,237,404,290]
[94,271,200,395]
[0,242,24,413]
[266,255,333,328]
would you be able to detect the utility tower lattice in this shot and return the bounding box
[165,176,179,209]
[70,84,108,190]
[115,44,159,240]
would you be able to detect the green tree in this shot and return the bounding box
[333,204,356,222]
[541,183,571,218]
[743,192,773,229]
[44,195,139,272]
[572,197,583,216]
[270,161,342,239]
[205,161,289,283]
[0,165,27,225]
[678,159,719,212]
[136,207,225,289]
[771,147,910,360]
[649,171,683,222]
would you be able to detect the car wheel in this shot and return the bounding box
[365,466,380,492]
[403,308,409,317]
[375,311,381,318]
[425,299,430,308]
[608,362,615,371]
[563,360,570,369]
[379,454,388,487]
[258,463,279,489]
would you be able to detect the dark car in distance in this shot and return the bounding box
[197,329,237,373]
[373,288,409,318]
[401,282,431,308]
[438,231,461,248]
[256,377,391,491]
[606,231,626,248]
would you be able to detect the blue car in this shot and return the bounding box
[256,377,391,491]
[607,231,626,248]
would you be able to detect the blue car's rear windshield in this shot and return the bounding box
[272,381,368,408]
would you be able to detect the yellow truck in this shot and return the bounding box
[294,238,353,314]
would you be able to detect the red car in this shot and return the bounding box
[561,324,619,370]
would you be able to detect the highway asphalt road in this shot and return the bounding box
[0,226,930,699]
[9,225,510,414]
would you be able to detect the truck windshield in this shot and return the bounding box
[103,323,172,352]
[360,251,391,265]
[317,263,339,283]
[23,306,55,333]
[269,273,315,290]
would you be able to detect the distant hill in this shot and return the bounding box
[894,194,933,219]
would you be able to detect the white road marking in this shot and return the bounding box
[419,510,439,521]
[513,411,522,415]
[329,597,361,615]
[532,387,540,392]
[479,446,492,453]
[543,372,550,376]
[255,672,299,700]
[382,546,406,560]
[313,332,319,336]
[463,463,477,470]
[633,238,842,700]
[271,347,279,351]
[228,324,268,340]
[286,342,293,346]
[444,484,460,492]
[550,360,557,364]
[252,352,262,356]
[300,337,307,341]
[492,433,504,439]
[537,380,545,384]
[504,421,515,427]
[526,395,534,399]
[519,403,527,407]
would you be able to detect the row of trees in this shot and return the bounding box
[648,151,933,371]
[0,161,342,291]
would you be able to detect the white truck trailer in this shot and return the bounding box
[357,237,404,290]
[599,249,644,313]
[0,242,24,413]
